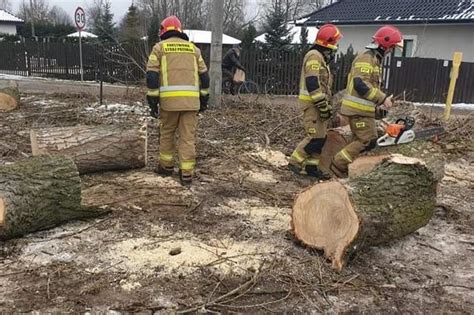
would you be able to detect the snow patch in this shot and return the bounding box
[414,102,474,110]
[84,102,147,114]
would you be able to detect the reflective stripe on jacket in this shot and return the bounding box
[298,50,332,107]
[341,50,386,117]
[146,37,208,111]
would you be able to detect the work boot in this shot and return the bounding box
[329,162,348,179]
[179,170,193,186]
[288,163,305,176]
[305,165,331,180]
[154,165,174,177]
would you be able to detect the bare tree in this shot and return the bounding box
[18,0,50,22]
[0,0,12,11]
[260,0,327,23]
[136,0,249,35]
[49,5,72,25]
[86,0,105,32]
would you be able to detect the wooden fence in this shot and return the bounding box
[0,41,472,103]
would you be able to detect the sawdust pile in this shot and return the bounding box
[224,198,291,233]
[106,235,278,277]
[250,145,288,168]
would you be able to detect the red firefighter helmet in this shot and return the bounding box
[314,24,343,50]
[160,16,182,36]
[372,25,404,51]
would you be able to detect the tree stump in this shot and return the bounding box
[0,86,20,112]
[30,124,147,174]
[0,156,106,240]
[291,155,438,270]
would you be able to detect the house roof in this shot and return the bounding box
[67,31,98,38]
[141,30,241,45]
[254,23,319,44]
[184,30,241,45]
[0,9,24,23]
[302,0,474,25]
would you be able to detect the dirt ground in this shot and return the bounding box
[0,92,473,313]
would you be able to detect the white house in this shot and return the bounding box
[299,0,474,62]
[0,10,24,35]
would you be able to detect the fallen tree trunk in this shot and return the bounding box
[30,124,147,174]
[0,86,20,112]
[292,155,438,271]
[0,156,106,240]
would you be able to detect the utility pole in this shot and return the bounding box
[30,0,35,38]
[209,0,224,107]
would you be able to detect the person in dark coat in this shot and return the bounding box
[222,44,245,93]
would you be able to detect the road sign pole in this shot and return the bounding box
[79,30,84,82]
[74,7,86,82]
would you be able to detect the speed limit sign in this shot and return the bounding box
[75,7,86,30]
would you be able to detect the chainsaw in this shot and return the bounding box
[377,116,445,147]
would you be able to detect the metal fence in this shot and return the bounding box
[0,41,148,84]
[0,41,472,103]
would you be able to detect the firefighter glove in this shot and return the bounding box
[146,95,160,118]
[199,93,209,112]
[375,106,388,119]
[316,100,332,121]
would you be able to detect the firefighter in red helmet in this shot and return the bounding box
[146,16,210,186]
[288,24,343,178]
[331,25,404,178]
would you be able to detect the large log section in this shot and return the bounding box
[0,156,106,240]
[30,124,147,174]
[0,86,20,112]
[292,155,438,270]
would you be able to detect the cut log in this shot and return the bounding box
[0,156,106,240]
[292,155,438,271]
[30,124,147,174]
[0,85,20,112]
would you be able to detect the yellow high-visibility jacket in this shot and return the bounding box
[298,49,332,109]
[146,37,208,111]
[341,50,386,117]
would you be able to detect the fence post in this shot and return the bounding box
[25,42,31,77]
[444,52,463,121]
[64,43,69,77]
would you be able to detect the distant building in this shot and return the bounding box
[299,0,474,62]
[0,10,24,36]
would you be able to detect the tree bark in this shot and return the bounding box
[292,155,438,271]
[30,124,148,174]
[0,156,106,240]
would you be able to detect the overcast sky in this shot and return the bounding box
[13,0,142,23]
[13,0,261,24]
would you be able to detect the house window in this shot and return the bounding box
[394,39,415,58]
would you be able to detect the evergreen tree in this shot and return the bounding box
[17,22,74,39]
[120,4,141,43]
[147,15,161,47]
[263,0,293,51]
[241,24,257,50]
[299,25,310,56]
[93,0,116,43]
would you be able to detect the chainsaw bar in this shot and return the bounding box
[414,126,445,139]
